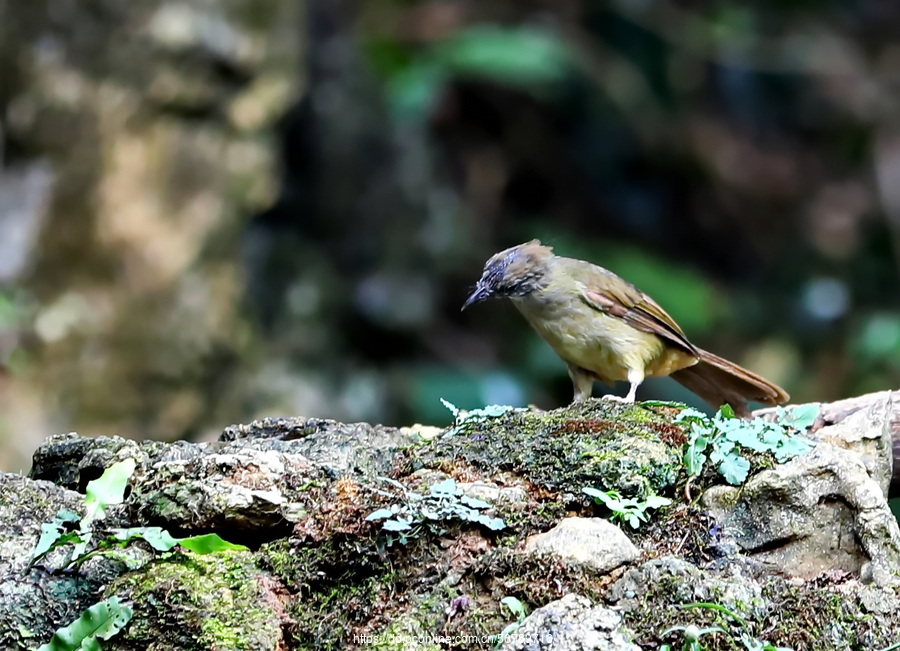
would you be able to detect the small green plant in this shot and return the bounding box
[32,459,247,570]
[582,487,672,528]
[660,623,725,651]
[739,635,793,651]
[492,596,528,648]
[366,477,506,545]
[36,596,133,651]
[440,398,526,437]
[661,603,792,651]
[677,404,817,485]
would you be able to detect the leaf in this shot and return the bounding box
[498,622,522,642]
[719,404,737,419]
[709,440,736,464]
[683,442,707,477]
[429,478,457,496]
[718,453,751,485]
[729,425,773,453]
[365,508,396,522]
[82,459,137,527]
[37,596,133,651]
[31,510,81,564]
[643,496,672,510]
[779,404,819,432]
[109,527,179,552]
[675,408,709,423]
[616,496,641,510]
[382,519,412,532]
[55,510,81,524]
[581,486,606,500]
[438,400,526,439]
[500,596,527,620]
[31,531,83,566]
[474,405,505,418]
[759,424,784,447]
[459,495,492,510]
[460,404,525,424]
[773,436,814,462]
[640,400,688,408]
[583,487,624,511]
[387,61,446,119]
[437,26,573,90]
[740,634,764,651]
[440,398,460,418]
[474,404,519,418]
[475,515,507,531]
[71,532,93,563]
[175,533,247,554]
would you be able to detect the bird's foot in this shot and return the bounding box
[600,394,634,403]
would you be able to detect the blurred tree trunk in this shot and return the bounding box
[0,0,304,467]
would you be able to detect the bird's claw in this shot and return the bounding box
[600,394,634,403]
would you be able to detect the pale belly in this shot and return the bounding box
[511,294,696,381]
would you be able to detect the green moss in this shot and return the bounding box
[106,550,282,651]
[757,580,898,650]
[259,528,543,651]
[502,499,569,532]
[259,536,401,650]
[417,399,682,498]
[616,562,900,651]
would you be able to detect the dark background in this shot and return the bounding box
[1,0,899,471]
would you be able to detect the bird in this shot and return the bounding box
[462,239,789,417]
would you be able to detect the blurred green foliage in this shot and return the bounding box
[853,314,900,366]
[373,26,575,119]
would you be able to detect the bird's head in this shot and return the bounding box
[462,239,554,310]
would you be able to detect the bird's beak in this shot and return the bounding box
[461,283,491,311]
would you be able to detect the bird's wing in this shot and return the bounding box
[575,262,699,355]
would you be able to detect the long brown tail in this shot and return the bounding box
[671,348,789,417]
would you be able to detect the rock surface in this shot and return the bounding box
[3,397,900,649]
[524,517,639,573]
[499,594,640,651]
[813,393,894,495]
[701,443,900,585]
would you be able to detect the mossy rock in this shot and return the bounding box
[415,399,683,497]
[105,551,286,651]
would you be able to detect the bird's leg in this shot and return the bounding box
[624,368,644,402]
[567,365,595,403]
[601,368,644,403]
